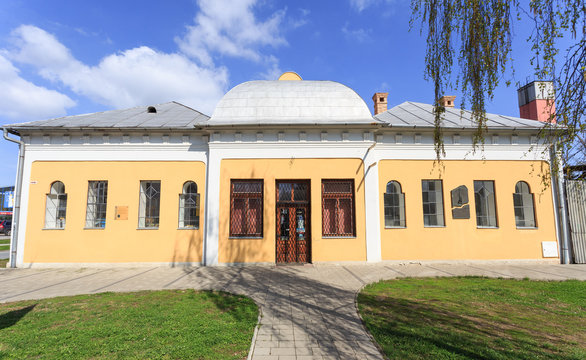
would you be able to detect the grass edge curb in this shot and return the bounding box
[354,279,389,360]
[246,302,263,360]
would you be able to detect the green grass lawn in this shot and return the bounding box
[358,277,585,360]
[0,290,258,359]
[0,239,10,245]
[0,259,7,268]
[0,245,9,251]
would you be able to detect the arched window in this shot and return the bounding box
[179,181,200,228]
[384,181,405,228]
[513,181,536,228]
[45,181,67,229]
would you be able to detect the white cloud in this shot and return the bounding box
[349,0,401,12]
[342,24,372,43]
[2,0,295,119]
[0,54,75,121]
[6,25,228,115]
[258,55,282,80]
[8,25,77,79]
[176,0,287,66]
[289,8,310,29]
[350,0,379,12]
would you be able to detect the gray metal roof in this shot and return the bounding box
[3,93,549,133]
[3,102,209,130]
[375,101,547,130]
[209,80,377,125]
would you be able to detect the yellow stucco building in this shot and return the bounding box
[2,73,564,267]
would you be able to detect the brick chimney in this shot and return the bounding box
[372,92,388,115]
[517,81,556,123]
[439,95,456,108]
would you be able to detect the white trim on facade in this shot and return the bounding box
[12,129,553,267]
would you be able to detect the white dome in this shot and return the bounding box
[209,80,374,125]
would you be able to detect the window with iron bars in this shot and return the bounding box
[230,180,263,237]
[138,181,161,228]
[45,181,67,229]
[85,181,108,228]
[322,179,355,237]
[179,181,200,229]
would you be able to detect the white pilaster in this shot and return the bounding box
[203,148,222,265]
[363,146,382,262]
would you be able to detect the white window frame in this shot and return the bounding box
[85,181,108,229]
[178,181,200,229]
[474,180,498,228]
[138,180,161,229]
[513,181,537,228]
[384,181,406,228]
[45,181,67,229]
[421,180,445,227]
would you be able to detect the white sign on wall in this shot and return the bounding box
[542,241,559,258]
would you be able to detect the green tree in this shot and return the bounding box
[410,0,585,170]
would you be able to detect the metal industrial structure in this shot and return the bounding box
[0,186,14,218]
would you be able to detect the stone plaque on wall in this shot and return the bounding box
[452,204,470,219]
[451,185,469,207]
[450,185,470,219]
[115,206,128,220]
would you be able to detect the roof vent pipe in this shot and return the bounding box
[147,106,157,113]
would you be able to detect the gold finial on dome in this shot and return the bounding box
[278,71,302,81]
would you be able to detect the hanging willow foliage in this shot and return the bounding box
[411,0,585,171]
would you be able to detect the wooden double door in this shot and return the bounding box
[276,180,311,264]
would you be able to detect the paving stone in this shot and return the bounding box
[255,340,276,348]
[277,329,294,335]
[277,356,296,360]
[253,347,271,355]
[294,340,319,347]
[311,347,339,356]
[295,347,314,355]
[321,355,342,360]
[270,347,295,356]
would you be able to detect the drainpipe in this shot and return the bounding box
[550,154,563,263]
[2,128,24,268]
[551,145,572,264]
[202,132,211,266]
[557,158,572,264]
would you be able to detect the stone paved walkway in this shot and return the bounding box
[1,263,585,359]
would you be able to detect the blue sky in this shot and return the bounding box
[0,0,560,186]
